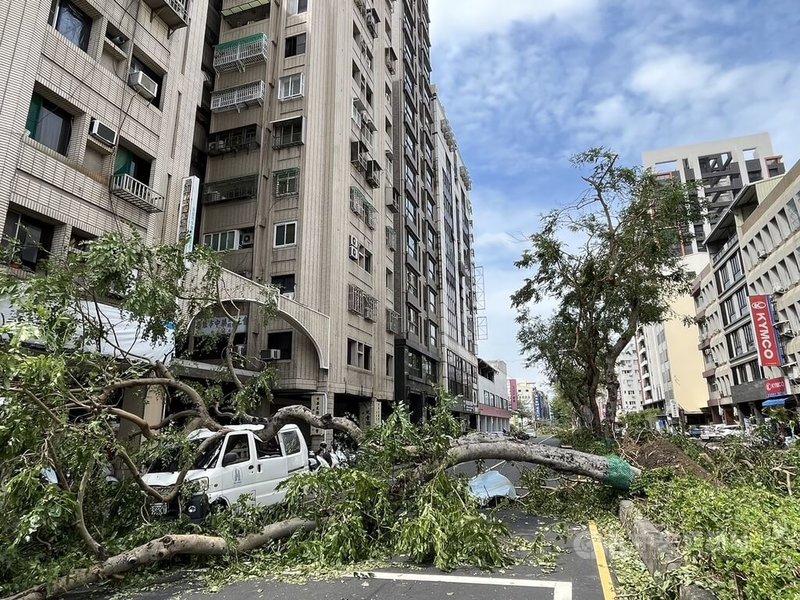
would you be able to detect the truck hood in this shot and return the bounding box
[142,469,206,488]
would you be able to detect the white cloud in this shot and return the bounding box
[430,0,600,47]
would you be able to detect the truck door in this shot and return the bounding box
[280,428,307,474]
[220,433,258,504]
[254,434,289,505]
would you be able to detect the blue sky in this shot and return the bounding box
[429,0,800,388]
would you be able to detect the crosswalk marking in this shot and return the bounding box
[352,571,573,599]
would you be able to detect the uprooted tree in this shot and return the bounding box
[512,148,703,435]
[0,232,640,599]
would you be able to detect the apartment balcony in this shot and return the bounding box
[207,124,261,155]
[698,337,711,351]
[210,81,266,113]
[213,34,268,74]
[702,367,717,379]
[110,174,165,213]
[203,174,259,204]
[386,308,401,334]
[385,186,400,213]
[141,0,188,28]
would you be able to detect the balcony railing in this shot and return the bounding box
[203,174,259,204]
[207,124,261,155]
[210,81,266,113]
[141,0,188,28]
[213,34,268,73]
[110,174,164,213]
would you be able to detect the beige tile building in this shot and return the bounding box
[0,0,204,268]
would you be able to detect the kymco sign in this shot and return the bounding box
[749,295,782,368]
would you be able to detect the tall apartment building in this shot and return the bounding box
[615,338,643,416]
[0,0,203,271]
[694,162,800,424]
[644,133,785,254]
[184,0,402,430]
[636,134,786,428]
[432,89,479,424]
[509,380,550,422]
[390,0,443,423]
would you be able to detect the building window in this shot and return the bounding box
[287,0,308,15]
[203,230,238,252]
[114,145,152,185]
[2,210,54,270]
[407,305,420,336]
[273,168,300,196]
[406,234,418,260]
[271,274,296,295]
[426,258,437,282]
[427,287,437,314]
[278,73,305,100]
[386,353,393,377]
[407,270,418,297]
[428,321,438,348]
[357,246,372,273]
[274,222,297,247]
[267,331,293,360]
[26,93,72,155]
[285,33,307,57]
[272,117,304,148]
[347,338,372,370]
[49,0,91,52]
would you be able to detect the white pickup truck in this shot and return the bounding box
[142,423,309,520]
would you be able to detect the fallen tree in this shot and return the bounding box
[0,233,641,599]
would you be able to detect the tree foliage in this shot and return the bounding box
[512,149,703,433]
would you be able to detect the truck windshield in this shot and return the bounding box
[148,437,224,473]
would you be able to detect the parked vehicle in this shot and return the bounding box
[142,424,308,520]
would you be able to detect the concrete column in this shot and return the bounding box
[751,402,765,425]
[310,392,329,448]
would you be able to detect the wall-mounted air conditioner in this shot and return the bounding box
[128,70,158,101]
[774,287,787,295]
[239,231,254,248]
[349,245,360,260]
[261,349,281,360]
[89,118,118,145]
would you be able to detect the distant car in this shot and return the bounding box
[687,427,702,438]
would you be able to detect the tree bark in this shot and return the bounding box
[5,519,316,600]
[444,435,640,486]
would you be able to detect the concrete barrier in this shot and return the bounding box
[619,500,717,600]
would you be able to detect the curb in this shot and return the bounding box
[619,500,716,600]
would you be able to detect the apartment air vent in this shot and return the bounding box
[128,70,158,100]
[89,118,118,146]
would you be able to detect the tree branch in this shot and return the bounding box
[76,458,105,560]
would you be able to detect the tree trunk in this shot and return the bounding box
[4,519,316,600]
[444,435,640,488]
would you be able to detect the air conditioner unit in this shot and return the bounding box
[128,70,158,101]
[774,287,787,295]
[204,191,221,204]
[758,250,769,260]
[89,118,118,146]
[349,234,359,248]
[349,245,360,260]
[263,349,281,360]
[239,231,254,248]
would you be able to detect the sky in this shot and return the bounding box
[428,0,800,389]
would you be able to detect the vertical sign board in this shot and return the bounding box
[177,176,200,254]
[748,295,783,368]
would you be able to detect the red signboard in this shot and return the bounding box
[749,295,782,368]
[765,377,787,398]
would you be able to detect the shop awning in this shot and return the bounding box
[762,398,787,409]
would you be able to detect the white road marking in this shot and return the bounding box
[352,571,573,599]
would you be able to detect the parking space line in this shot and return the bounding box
[588,521,616,599]
[353,572,573,599]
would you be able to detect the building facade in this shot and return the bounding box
[637,134,786,428]
[477,359,510,432]
[615,338,643,416]
[1,0,203,271]
[694,161,800,423]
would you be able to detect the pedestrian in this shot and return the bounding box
[317,442,332,468]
